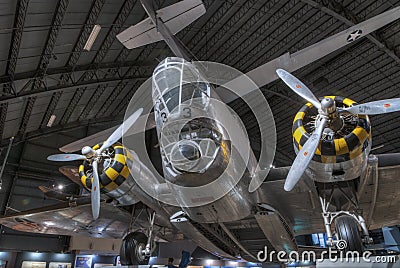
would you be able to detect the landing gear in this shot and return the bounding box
[120,232,150,265]
[334,215,363,252]
[120,209,157,265]
[319,188,373,252]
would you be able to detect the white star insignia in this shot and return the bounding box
[347,30,363,42]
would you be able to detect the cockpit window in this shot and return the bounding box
[162,86,180,112]
[179,118,222,143]
[161,82,209,112]
[181,82,208,103]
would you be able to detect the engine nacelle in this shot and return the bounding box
[292,96,371,183]
[79,142,138,205]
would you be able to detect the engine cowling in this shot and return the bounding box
[292,96,371,182]
[79,142,138,205]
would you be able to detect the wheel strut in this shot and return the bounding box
[319,196,373,249]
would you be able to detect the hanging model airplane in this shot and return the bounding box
[1,0,400,265]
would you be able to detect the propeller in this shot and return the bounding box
[277,68,400,191]
[47,108,143,219]
[276,69,321,110]
[91,160,101,220]
[284,117,327,191]
[340,98,400,115]
[98,108,143,152]
[47,154,86,162]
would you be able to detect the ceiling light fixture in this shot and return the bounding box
[84,24,101,51]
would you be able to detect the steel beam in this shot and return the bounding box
[96,66,150,117]
[111,81,142,116]
[301,0,400,65]
[195,0,260,60]
[30,0,70,130]
[0,103,8,139]
[0,138,14,189]
[45,0,106,132]
[17,97,36,136]
[78,84,107,120]
[40,91,62,128]
[212,0,282,63]
[186,0,242,55]
[1,139,29,216]
[95,81,128,117]
[1,175,17,216]
[3,0,29,95]
[34,0,70,81]
[238,3,321,71]
[79,0,137,82]
[61,0,105,80]
[0,60,150,86]
[59,88,86,125]
[177,0,215,40]
[0,74,147,104]
[97,44,156,117]
[0,115,122,148]
[18,0,69,136]
[68,0,137,122]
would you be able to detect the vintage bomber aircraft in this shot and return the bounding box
[1,0,400,264]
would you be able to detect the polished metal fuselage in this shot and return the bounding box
[151,57,256,223]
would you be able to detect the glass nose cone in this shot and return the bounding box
[178,143,201,161]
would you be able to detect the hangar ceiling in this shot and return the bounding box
[0,0,399,236]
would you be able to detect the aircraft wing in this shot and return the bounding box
[259,154,400,236]
[59,166,83,185]
[0,198,132,239]
[61,6,400,153]
[219,6,400,103]
[360,162,400,230]
[259,175,325,236]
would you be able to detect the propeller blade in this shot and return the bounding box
[341,98,400,115]
[276,69,321,110]
[91,160,101,220]
[47,154,86,162]
[98,108,143,152]
[285,117,327,191]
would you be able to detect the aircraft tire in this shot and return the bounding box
[120,231,150,265]
[334,215,363,253]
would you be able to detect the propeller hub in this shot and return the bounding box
[319,98,346,132]
[82,146,95,158]
[320,98,336,115]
